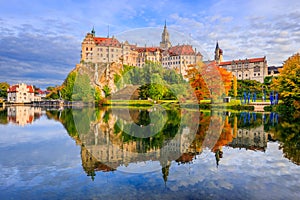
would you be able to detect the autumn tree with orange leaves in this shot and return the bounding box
[185,63,210,101]
[185,61,233,102]
[218,67,233,96]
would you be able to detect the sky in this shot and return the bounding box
[0,0,300,89]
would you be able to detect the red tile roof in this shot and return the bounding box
[93,37,121,47]
[219,57,266,66]
[7,84,34,93]
[93,37,107,44]
[136,47,161,53]
[168,45,195,56]
[27,85,34,93]
[8,85,18,92]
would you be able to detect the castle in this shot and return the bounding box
[214,42,268,83]
[80,23,269,82]
[80,22,203,76]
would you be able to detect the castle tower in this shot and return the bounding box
[160,20,172,50]
[81,28,96,61]
[91,26,95,37]
[214,41,223,64]
[162,161,171,186]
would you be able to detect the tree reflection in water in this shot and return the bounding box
[2,106,298,181]
[269,110,300,165]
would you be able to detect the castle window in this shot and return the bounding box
[258,73,260,76]
[254,66,260,72]
[90,48,92,51]
[86,47,88,51]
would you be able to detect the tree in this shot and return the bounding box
[218,67,233,96]
[273,53,300,108]
[72,73,94,102]
[185,63,210,101]
[0,82,9,98]
[102,85,111,98]
[61,70,77,101]
[234,79,263,98]
[33,85,40,94]
[233,75,237,98]
[46,86,56,91]
[185,62,233,102]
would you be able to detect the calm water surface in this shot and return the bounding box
[0,106,300,200]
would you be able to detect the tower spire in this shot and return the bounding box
[160,20,171,50]
[214,41,223,63]
[91,26,95,36]
[215,40,219,50]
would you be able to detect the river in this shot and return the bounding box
[0,106,299,199]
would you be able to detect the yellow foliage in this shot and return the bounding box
[276,53,300,107]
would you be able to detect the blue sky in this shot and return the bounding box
[1,0,300,89]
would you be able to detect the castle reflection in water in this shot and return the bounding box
[1,106,280,180]
[7,106,42,126]
[50,108,276,180]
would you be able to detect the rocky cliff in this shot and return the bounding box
[74,62,123,94]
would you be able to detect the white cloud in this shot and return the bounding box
[1,0,300,86]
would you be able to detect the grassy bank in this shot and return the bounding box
[103,99,153,107]
[102,99,257,111]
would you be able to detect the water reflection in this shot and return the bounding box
[0,106,42,126]
[268,110,300,165]
[44,107,292,180]
[47,107,201,178]
[1,106,299,179]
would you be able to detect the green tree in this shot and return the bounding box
[139,84,151,99]
[273,53,300,109]
[0,82,9,98]
[46,86,56,91]
[33,85,40,94]
[72,73,94,102]
[234,79,263,98]
[61,71,77,101]
[102,85,111,98]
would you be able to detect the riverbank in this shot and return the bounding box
[101,99,258,111]
[2,99,281,112]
